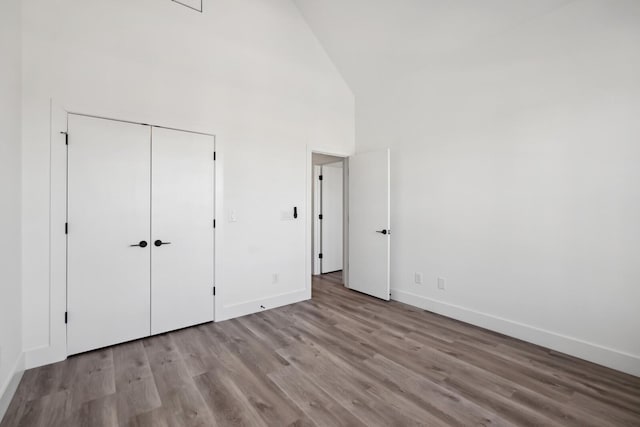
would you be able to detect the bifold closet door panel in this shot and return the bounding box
[151,127,214,335]
[67,115,151,355]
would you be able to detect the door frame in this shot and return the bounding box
[41,100,219,367]
[308,148,350,287]
[314,162,345,275]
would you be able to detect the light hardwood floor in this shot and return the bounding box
[2,271,640,426]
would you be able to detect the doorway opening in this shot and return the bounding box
[309,148,391,300]
[312,153,347,287]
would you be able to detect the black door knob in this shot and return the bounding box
[376,229,388,235]
[130,240,148,247]
[154,240,172,247]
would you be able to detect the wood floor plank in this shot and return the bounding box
[362,353,513,427]
[2,271,639,427]
[194,368,267,427]
[268,366,366,427]
[15,390,69,427]
[212,349,313,426]
[171,327,220,378]
[112,341,154,390]
[215,319,291,376]
[157,383,217,427]
[277,337,450,426]
[114,377,161,425]
[64,349,117,416]
[124,407,176,427]
[67,394,119,427]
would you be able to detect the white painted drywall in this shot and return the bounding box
[0,0,24,418]
[299,0,640,375]
[294,0,572,97]
[21,0,354,367]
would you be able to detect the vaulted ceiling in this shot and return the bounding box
[293,0,574,96]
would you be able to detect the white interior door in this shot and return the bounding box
[151,127,215,335]
[67,115,151,355]
[321,162,343,273]
[348,149,390,300]
[313,165,322,275]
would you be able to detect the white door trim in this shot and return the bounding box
[307,148,351,287]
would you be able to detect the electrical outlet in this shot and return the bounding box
[437,277,446,290]
[414,272,423,284]
[272,273,279,284]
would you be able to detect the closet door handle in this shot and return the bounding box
[376,229,388,235]
[130,241,148,248]
[154,240,172,247]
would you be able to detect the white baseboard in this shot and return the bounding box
[20,289,312,371]
[0,352,25,423]
[391,288,640,377]
[217,288,310,322]
[24,344,67,371]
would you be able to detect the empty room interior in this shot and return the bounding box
[1,0,640,425]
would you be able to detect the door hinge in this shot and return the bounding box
[213,151,216,161]
[319,253,323,259]
[213,219,216,228]
[65,223,68,234]
[213,286,216,296]
[61,131,68,145]
[64,311,68,324]
[319,175,323,181]
[319,214,323,220]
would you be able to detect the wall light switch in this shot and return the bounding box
[414,272,423,284]
[229,209,238,222]
[437,277,446,290]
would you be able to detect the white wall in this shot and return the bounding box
[355,0,640,375]
[0,0,24,417]
[21,0,354,367]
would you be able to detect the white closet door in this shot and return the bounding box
[67,115,151,355]
[321,162,343,273]
[151,127,215,335]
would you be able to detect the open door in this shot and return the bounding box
[348,149,390,300]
